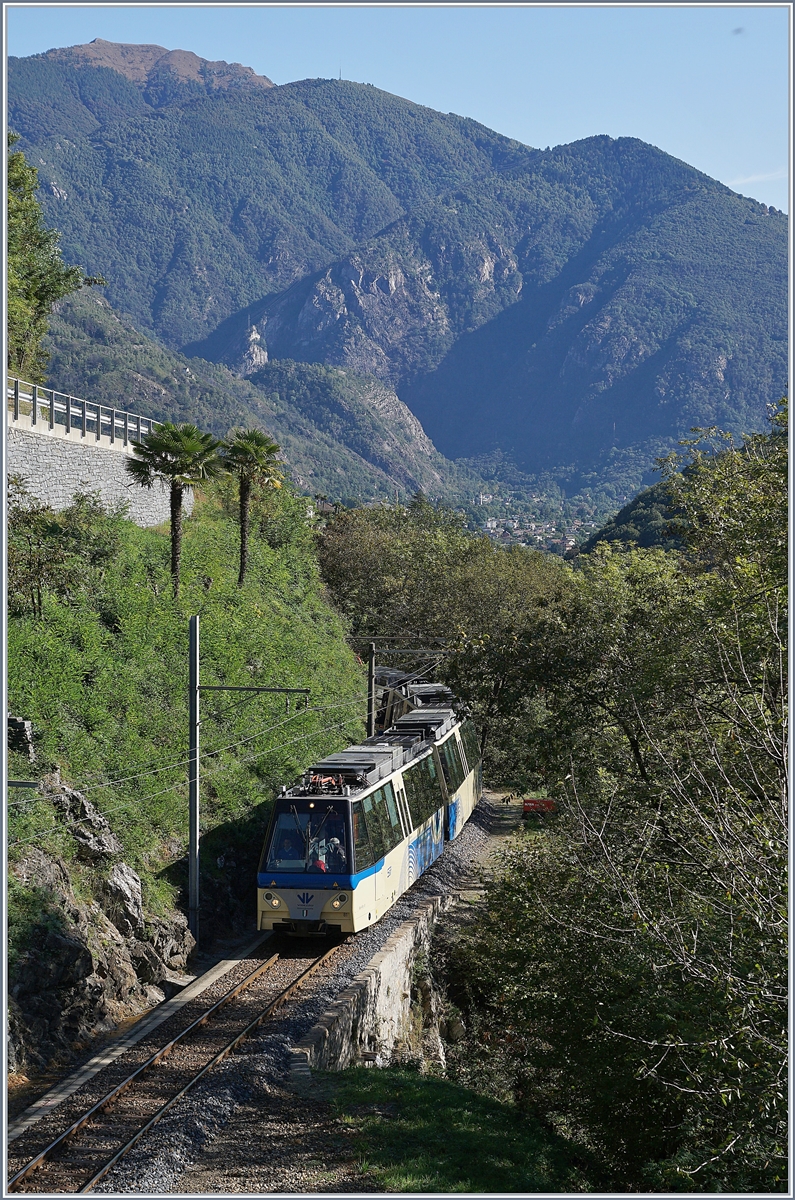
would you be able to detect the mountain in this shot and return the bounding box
[10,42,787,503]
[196,137,786,486]
[46,290,478,505]
[9,50,525,348]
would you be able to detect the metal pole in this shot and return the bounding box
[367,642,376,738]
[188,615,200,944]
[31,384,37,426]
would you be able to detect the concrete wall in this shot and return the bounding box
[7,426,193,528]
[290,895,454,1090]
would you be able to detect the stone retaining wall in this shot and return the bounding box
[7,426,193,528]
[290,895,454,1090]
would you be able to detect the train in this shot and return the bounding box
[257,672,482,935]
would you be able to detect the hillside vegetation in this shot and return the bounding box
[46,290,478,505]
[317,407,787,1192]
[10,42,787,505]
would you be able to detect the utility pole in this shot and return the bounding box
[367,642,376,738]
[186,615,310,948]
[188,614,200,943]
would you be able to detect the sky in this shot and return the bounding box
[5,3,791,212]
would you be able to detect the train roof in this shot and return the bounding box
[283,701,461,795]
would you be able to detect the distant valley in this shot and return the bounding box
[10,39,788,529]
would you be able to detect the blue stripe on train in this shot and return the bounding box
[257,861,382,889]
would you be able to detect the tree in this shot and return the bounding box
[318,495,569,765]
[7,132,104,382]
[220,428,283,586]
[7,476,69,618]
[125,423,225,598]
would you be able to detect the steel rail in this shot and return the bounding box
[77,944,342,1194]
[6,952,280,1193]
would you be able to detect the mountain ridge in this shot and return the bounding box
[38,38,274,91]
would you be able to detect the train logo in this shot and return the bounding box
[297,892,314,905]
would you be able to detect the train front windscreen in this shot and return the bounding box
[260,800,350,875]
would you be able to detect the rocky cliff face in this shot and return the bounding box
[8,777,194,1076]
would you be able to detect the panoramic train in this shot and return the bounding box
[257,674,482,935]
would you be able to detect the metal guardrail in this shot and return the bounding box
[7,375,156,447]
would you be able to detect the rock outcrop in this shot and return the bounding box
[46,776,124,861]
[8,838,195,1075]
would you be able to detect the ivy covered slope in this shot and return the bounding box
[7,482,364,969]
[46,290,478,505]
[10,41,787,500]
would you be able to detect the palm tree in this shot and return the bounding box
[125,422,225,598]
[221,428,284,586]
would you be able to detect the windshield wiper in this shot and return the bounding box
[312,805,335,842]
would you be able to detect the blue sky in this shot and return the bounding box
[6,3,791,211]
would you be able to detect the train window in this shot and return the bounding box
[369,787,393,854]
[459,720,481,773]
[403,754,444,828]
[367,782,401,853]
[439,736,466,793]
[262,802,349,874]
[362,791,386,860]
[352,801,375,872]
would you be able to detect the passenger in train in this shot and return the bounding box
[326,837,347,872]
[308,848,328,872]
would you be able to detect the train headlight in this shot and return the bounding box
[331,893,348,909]
[263,892,282,908]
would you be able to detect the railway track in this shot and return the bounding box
[7,940,344,1195]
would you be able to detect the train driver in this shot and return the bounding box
[277,832,303,861]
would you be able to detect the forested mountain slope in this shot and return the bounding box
[10,41,787,499]
[46,291,475,504]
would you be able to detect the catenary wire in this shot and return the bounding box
[52,655,447,797]
[6,712,359,850]
[7,656,449,837]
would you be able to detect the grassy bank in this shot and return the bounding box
[321,1066,594,1192]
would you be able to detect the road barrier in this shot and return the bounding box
[7,376,157,452]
